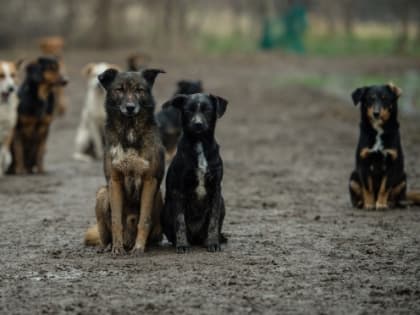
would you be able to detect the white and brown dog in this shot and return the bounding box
[0,61,19,176]
[74,63,119,161]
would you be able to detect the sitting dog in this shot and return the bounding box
[126,52,151,71]
[156,80,203,162]
[84,68,165,255]
[349,83,420,210]
[74,62,120,161]
[161,93,228,253]
[0,61,19,176]
[39,36,68,116]
[9,57,67,174]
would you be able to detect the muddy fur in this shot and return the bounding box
[161,93,228,253]
[86,68,165,256]
[348,83,419,210]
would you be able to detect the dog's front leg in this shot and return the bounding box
[362,175,375,210]
[206,187,222,252]
[376,176,390,210]
[109,169,125,255]
[13,133,26,174]
[174,194,190,253]
[131,177,158,255]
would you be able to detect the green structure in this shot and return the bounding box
[260,4,307,54]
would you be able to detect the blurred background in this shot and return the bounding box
[1,0,420,111]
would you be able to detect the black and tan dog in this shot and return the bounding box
[161,93,228,253]
[156,80,203,162]
[349,83,420,210]
[84,68,165,255]
[9,57,67,174]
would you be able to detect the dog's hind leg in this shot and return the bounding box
[349,171,363,209]
[95,186,112,251]
[390,173,407,207]
[12,134,26,174]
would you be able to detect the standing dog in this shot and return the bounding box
[156,80,203,162]
[0,61,19,176]
[85,68,165,255]
[161,93,228,253]
[74,63,119,161]
[10,57,67,174]
[349,83,420,210]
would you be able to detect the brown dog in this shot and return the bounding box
[84,68,165,255]
[39,36,68,116]
[10,57,67,174]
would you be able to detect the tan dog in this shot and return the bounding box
[84,68,165,255]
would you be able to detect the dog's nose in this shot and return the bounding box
[8,86,15,93]
[192,122,204,130]
[126,103,136,113]
[60,77,68,86]
[373,112,380,119]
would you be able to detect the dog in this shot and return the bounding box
[84,68,165,255]
[126,52,151,71]
[0,61,19,176]
[9,57,67,174]
[161,93,228,253]
[349,83,420,210]
[39,36,68,116]
[156,80,203,162]
[73,63,120,161]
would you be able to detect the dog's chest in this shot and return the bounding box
[371,124,384,151]
[109,144,150,176]
[194,142,208,200]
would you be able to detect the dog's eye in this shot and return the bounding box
[115,87,124,94]
[10,73,16,78]
[0,74,4,79]
[135,89,145,96]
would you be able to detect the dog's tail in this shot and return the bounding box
[406,191,420,205]
[84,224,100,246]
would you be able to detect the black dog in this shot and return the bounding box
[161,93,228,253]
[156,80,203,161]
[10,57,67,174]
[349,83,420,210]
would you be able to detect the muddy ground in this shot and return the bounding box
[0,51,420,314]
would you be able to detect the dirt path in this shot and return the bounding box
[0,52,419,314]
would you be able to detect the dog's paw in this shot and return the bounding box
[111,245,125,256]
[207,243,221,253]
[97,244,112,254]
[376,203,389,211]
[130,246,146,257]
[176,245,191,254]
[363,204,375,211]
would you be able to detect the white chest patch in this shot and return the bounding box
[195,142,208,199]
[109,144,150,175]
[372,124,384,152]
[127,129,136,144]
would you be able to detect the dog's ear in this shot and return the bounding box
[142,68,165,86]
[209,94,228,118]
[26,62,43,83]
[171,94,188,111]
[98,68,118,90]
[387,82,402,99]
[81,63,95,77]
[351,87,367,106]
[15,59,24,70]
